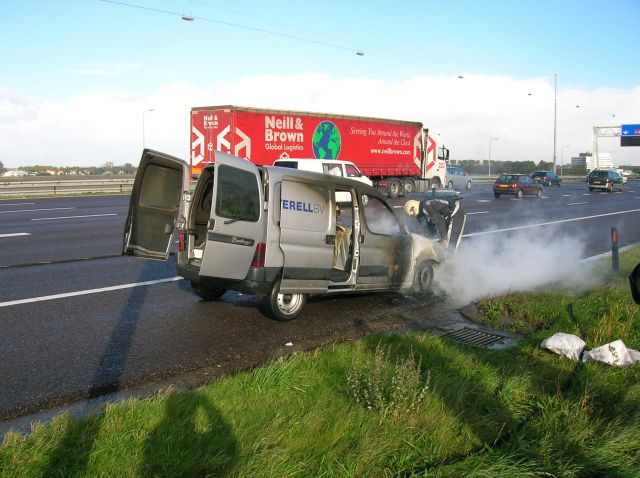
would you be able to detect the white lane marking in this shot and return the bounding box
[463,207,640,237]
[0,207,75,214]
[31,213,117,221]
[567,202,588,206]
[0,277,182,308]
[476,199,492,203]
[0,233,31,238]
[0,202,36,206]
[466,211,489,215]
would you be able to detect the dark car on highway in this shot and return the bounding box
[493,174,543,199]
[588,169,624,192]
[530,170,562,187]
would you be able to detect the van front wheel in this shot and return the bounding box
[411,260,435,296]
[266,278,307,321]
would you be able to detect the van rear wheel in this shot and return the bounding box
[266,278,307,321]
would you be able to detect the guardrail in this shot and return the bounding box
[0,178,135,196]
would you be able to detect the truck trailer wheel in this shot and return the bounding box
[388,179,402,199]
[403,179,415,194]
[411,260,435,296]
[190,280,227,301]
[265,278,307,321]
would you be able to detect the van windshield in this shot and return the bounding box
[215,165,260,221]
[274,161,298,169]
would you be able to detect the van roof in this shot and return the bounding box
[274,158,354,164]
[265,164,380,195]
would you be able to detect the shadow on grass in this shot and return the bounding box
[143,390,237,477]
[40,259,238,476]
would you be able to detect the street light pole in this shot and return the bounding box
[561,145,570,179]
[553,73,557,174]
[142,108,154,149]
[488,137,499,179]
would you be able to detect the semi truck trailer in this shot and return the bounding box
[190,105,448,198]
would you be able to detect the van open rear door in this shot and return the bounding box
[123,149,188,260]
[199,152,264,280]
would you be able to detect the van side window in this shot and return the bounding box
[363,197,401,236]
[215,165,260,221]
[139,164,181,209]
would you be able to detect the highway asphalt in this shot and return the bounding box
[1,182,639,425]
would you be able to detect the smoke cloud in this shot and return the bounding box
[433,227,599,306]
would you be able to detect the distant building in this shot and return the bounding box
[572,152,614,171]
[591,153,614,171]
[571,152,590,169]
[3,170,29,177]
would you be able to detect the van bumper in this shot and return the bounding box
[176,258,280,296]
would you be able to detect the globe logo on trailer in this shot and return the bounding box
[312,121,341,159]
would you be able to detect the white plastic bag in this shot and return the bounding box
[582,340,639,367]
[540,333,586,361]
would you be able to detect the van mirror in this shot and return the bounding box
[630,262,640,305]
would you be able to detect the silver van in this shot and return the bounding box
[123,149,441,321]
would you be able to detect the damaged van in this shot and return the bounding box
[123,149,442,321]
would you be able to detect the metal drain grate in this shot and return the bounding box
[441,327,506,348]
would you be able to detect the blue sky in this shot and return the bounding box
[1,0,639,167]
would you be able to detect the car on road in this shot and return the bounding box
[445,166,473,190]
[588,170,624,192]
[493,174,543,199]
[123,149,443,321]
[530,170,562,187]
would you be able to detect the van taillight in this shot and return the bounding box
[178,230,185,252]
[251,243,266,267]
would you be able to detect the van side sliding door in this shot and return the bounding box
[279,177,334,293]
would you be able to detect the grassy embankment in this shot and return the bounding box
[2,248,640,477]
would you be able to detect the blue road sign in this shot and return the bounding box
[621,124,640,137]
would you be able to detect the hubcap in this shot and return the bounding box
[277,293,302,314]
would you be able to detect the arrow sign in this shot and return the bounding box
[621,124,640,137]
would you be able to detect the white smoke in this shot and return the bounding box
[433,227,599,306]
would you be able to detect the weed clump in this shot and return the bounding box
[346,344,430,421]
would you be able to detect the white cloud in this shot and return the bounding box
[1,74,639,168]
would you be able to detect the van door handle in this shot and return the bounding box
[359,234,365,244]
[207,219,216,231]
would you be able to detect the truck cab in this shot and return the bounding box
[124,149,442,321]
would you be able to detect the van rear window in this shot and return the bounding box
[215,165,260,222]
[139,164,181,209]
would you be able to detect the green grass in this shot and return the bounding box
[2,249,640,477]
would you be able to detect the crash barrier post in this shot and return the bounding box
[611,227,619,272]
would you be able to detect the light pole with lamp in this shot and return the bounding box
[488,137,499,179]
[560,145,570,179]
[552,73,557,174]
[142,108,154,149]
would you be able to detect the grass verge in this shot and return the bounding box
[2,248,640,477]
